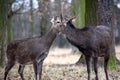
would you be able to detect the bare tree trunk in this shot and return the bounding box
[38,0,50,36]
[30,0,34,37]
[0,0,22,67]
[114,6,120,64]
[0,0,7,67]
[114,5,120,45]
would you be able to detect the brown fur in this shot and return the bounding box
[4,17,61,80]
[60,19,113,80]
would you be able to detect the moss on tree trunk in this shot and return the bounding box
[0,0,6,67]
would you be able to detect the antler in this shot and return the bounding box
[50,16,58,24]
[54,16,58,20]
[70,16,76,20]
[60,13,63,22]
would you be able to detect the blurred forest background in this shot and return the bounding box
[0,0,120,80]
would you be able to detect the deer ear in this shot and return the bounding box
[50,16,58,24]
[60,13,63,22]
[70,16,76,21]
[54,16,58,20]
[50,17,55,24]
[64,15,69,21]
[69,16,76,23]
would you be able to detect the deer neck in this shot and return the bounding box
[62,26,85,47]
[40,27,58,48]
[63,26,77,40]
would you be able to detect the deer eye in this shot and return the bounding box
[57,21,60,23]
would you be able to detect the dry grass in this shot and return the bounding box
[0,47,120,80]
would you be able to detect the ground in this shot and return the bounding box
[0,46,120,80]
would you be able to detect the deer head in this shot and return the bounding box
[51,16,61,28]
[60,14,76,26]
[50,16,65,34]
[58,15,76,33]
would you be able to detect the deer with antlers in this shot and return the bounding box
[59,16,113,80]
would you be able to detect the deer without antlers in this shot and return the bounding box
[58,16,113,80]
[4,17,61,80]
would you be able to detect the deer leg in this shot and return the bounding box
[18,65,25,80]
[104,56,109,80]
[38,62,43,80]
[33,61,43,80]
[85,56,91,80]
[4,61,15,80]
[33,61,38,80]
[93,57,98,80]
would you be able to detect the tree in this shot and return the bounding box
[38,0,50,35]
[0,0,24,67]
[7,0,24,42]
[0,0,6,67]
[72,0,117,68]
[71,0,85,27]
[114,2,120,45]
[29,0,34,37]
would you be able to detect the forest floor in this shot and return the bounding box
[0,46,120,80]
